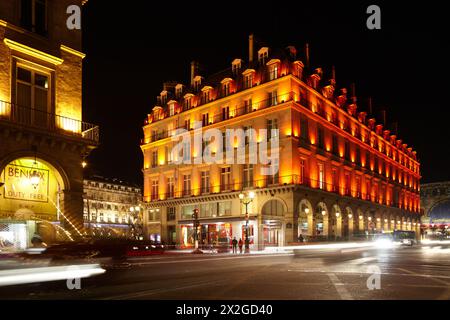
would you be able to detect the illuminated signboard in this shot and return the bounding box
[3,163,49,203]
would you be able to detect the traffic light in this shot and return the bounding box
[192,208,199,220]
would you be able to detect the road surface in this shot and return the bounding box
[1,242,449,300]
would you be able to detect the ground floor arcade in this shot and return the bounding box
[144,185,422,249]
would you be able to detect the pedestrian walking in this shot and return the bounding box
[298,234,304,243]
[232,237,238,254]
[238,238,243,253]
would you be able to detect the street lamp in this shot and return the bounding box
[129,205,143,240]
[239,191,255,253]
[191,208,203,254]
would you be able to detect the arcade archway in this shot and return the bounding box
[0,157,69,250]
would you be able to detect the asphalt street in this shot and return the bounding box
[1,242,449,300]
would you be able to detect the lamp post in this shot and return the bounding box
[239,191,255,253]
[130,205,143,240]
[191,208,203,254]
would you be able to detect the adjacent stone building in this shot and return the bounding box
[83,176,142,239]
[0,0,98,250]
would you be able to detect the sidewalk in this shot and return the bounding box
[164,241,379,255]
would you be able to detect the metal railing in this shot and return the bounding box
[145,174,418,213]
[0,100,99,144]
[142,92,295,144]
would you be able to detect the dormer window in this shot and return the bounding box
[201,86,213,104]
[168,100,177,116]
[267,59,280,80]
[293,61,304,78]
[153,106,163,121]
[221,78,233,97]
[223,82,230,96]
[184,94,194,109]
[193,76,202,91]
[258,47,269,64]
[232,59,242,75]
[175,84,183,98]
[242,69,255,89]
[160,91,168,105]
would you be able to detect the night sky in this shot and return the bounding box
[81,1,450,186]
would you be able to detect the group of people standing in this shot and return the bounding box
[231,237,245,254]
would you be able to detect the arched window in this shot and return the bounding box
[261,200,284,216]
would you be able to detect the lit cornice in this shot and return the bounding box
[201,86,213,92]
[266,58,281,66]
[60,45,86,59]
[242,68,255,75]
[220,77,233,84]
[4,38,63,65]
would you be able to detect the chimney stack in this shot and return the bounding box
[190,61,199,86]
[331,65,336,81]
[351,83,357,104]
[305,43,310,69]
[368,97,373,115]
[381,110,386,126]
[249,34,254,64]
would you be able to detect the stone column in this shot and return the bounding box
[308,212,314,236]
[336,214,342,238]
[284,213,294,246]
[415,221,421,240]
[322,214,329,236]
[376,217,382,231]
[160,207,168,243]
[383,218,389,232]
[257,213,264,251]
[348,216,354,238]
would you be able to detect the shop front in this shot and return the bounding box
[262,219,283,246]
[0,157,69,251]
[178,218,258,250]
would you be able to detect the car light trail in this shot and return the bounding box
[0,264,105,287]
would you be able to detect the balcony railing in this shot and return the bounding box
[0,100,99,144]
[145,174,419,213]
[142,92,295,144]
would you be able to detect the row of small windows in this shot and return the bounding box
[148,164,276,200]
[84,181,140,193]
[83,200,137,211]
[301,116,419,178]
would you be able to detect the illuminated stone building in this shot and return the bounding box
[0,0,98,250]
[83,176,142,239]
[141,36,421,249]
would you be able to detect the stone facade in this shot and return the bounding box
[0,0,98,246]
[141,38,422,248]
[83,177,142,239]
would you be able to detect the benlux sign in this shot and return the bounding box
[3,164,49,203]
